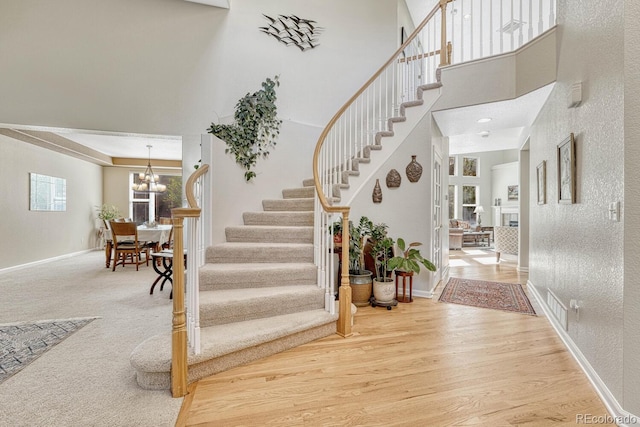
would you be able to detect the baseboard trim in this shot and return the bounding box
[527,280,639,426]
[517,266,529,273]
[413,289,434,299]
[0,249,94,275]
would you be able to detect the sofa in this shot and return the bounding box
[449,219,471,250]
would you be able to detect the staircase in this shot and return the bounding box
[130,182,337,390]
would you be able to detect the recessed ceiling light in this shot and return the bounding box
[477,117,492,123]
[464,14,472,20]
[478,131,490,138]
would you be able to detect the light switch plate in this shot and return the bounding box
[609,202,620,221]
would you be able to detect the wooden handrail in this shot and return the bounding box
[312,2,446,337]
[170,163,209,398]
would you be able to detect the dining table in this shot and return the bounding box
[103,224,172,268]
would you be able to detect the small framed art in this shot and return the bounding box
[557,133,576,204]
[536,161,546,205]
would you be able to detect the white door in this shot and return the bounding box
[432,151,442,285]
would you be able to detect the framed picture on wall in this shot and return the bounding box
[536,161,546,205]
[557,133,576,204]
[507,185,519,201]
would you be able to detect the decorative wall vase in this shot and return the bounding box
[372,179,383,203]
[386,169,401,188]
[406,155,423,183]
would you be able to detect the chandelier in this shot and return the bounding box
[131,145,167,193]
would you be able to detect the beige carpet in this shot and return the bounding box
[0,251,183,427]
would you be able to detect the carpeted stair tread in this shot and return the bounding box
[198,285,325,327]
[130,309,338,388]
[225,225,313,243]
[282,187,315,199]
[199,262,317,290]
[243,211,314,226]
[302,178,315,187]
[262,198,314,212]
[206,242,314,263]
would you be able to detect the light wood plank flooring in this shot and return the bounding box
[177,248,612,426]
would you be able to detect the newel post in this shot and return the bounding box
[336,211,352,337]
[439,0,453,66]
[170,215,188,397]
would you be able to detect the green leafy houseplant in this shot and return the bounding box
[388,239,437,274]
[348,216,375,274]
[207,76,282,181]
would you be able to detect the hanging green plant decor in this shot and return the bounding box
[207,76,282,181]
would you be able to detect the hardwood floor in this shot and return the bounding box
[177,248,612,426]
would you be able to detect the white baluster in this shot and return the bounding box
[489,0,494,56]
[549,0,555,28]
[519,0,523,47]
[528,0,533,41]
[538,0,543,34]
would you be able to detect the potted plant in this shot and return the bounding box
[371,232,396,304]
[328,220,343,245]
[388,239,436,302]
[347,216,374,307]
[96,204,120,225]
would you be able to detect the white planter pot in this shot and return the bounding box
[373,279,395,303]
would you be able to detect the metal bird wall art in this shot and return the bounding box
[259,14,324,51]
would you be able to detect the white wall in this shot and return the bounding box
[208,120,322,245]
[623,0,640,413]
[491,160,519,215]
[0,0,398,137]
[528,0,630,414]
[0,137,102,270]
[350,114,438,295]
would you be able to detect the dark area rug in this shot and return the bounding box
[0,318,96,384]
[439,278,536,315]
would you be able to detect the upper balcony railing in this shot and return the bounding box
[312,0,556,336]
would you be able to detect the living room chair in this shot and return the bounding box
[494,226,519,262]
[109,221,150,271]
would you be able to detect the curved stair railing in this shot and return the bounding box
[312,0,556,335]
[313,1,447,337]
[170,163,209,398]
[165,0,558,398]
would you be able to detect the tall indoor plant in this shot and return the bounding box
[347,216,374,307]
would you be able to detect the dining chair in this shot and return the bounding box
[109,221,150,271]
[161,224,174,250]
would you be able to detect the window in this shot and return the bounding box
[448,157,456,176]
[462,185,478,224]
[462,157,478,177]
[448,185,456,219]
[129,173,182,224]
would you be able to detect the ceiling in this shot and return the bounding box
[54,131,182,161]
[11,0,548,161]
[432,84,554,154]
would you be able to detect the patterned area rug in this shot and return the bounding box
[439,278,536,315]
[0,318,96,384]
